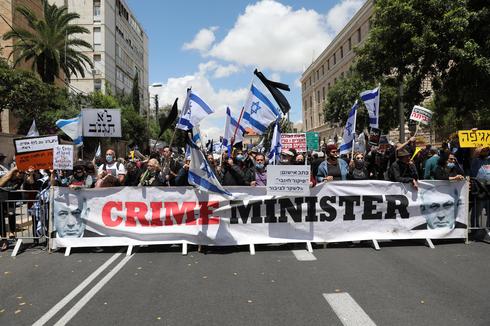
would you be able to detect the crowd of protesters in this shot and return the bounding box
[1,132,489,251]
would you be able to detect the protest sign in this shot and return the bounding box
[368,128,381,146]
[281,133,307,152]
[53,145,74,170]
[306,132,319,150]
[82,108,121,137]
[16,150,53,171]
[458,130,490,148]
[409,105,432,125]
[52,180,468,249]
[266,165,310,196]
[14,135,59,154]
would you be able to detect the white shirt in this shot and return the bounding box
[98,162,126,177]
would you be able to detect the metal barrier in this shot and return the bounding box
[469,178,490,242]
[0,188,49,256]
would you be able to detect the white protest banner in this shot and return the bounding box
[266,165,310,196]
[52,180,468,249]
[281,133,307,152]
[53,145,74,170]
[14,135,59,154]
[409,105,433,125]
[82,108,122,137]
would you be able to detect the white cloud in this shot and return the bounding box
[208,0,330,73]
[182,26,218,53]
[326,0,364,35]
[149,73,249,140]
[197,61,241,79]
[196,0,365,73]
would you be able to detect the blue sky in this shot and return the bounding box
[126,0,365,140]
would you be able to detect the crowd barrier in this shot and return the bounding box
[469,178,490,242]
[0,188,49,256]
[50,180,470,256]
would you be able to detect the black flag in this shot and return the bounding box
[254,69,291,114]
[158,98,178,139]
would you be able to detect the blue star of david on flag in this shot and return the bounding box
[250,101,261,115]
[200,161,213,178]
[360,86,380,128]
[242,83,280,135]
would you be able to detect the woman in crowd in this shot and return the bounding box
[433,152,465,181]
[348,152,370,180]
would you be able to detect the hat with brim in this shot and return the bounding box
[397,149,410,157]
[281,150,294,157]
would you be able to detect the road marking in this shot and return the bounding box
[32,252,123,326]
[292,250,317,261]
[53,253,135,326]
[323,292,376,326]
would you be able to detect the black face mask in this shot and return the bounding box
[295,160,305,165]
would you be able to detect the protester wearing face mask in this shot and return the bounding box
[470,146,490,184]
[433,152,464,181]
[348,152,370,180]
[251,153,267,186]
[97,149,126,186]
[316,144,349,182]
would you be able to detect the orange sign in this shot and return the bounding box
[16,150,53,171]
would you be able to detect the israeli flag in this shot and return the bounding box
[360,86,380,128]
[339,101,358,155]
[192,125,202,145]
[242,84,280,135]
[56,114,83,146]
[188,140,232,197]
[223,107,246,153]
[176,90,214,131]
[267,121,281,165]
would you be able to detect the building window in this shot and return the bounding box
[309,76,311,86]
[328,82,331,90]
[305,119,307,130]
[94,79,102,91]
[340,46,343,59]
[357,28,361,43]
[319,112,321,124]
[309,96,312,108]
[316,70,319,80]
[317,90,320,103]
[93,27,101,45]
[321,65,324,75]
[334,77,337,84]
[93,0,101,20]
[333,53,336,65]
[322,86,325,101]
[327,59,330,70]
[311,116,313,128]
[348,37,352,51]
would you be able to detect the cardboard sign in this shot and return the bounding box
[16,150,53,171]
[368,128,381,146]
[458,130,490,148]
[266,165,310,196]
[281,133,307,152]
[53,145,74,170]
[306,132,319,151]
[82,108,122,137]
[14,135,59,154]
[409,105,432,125]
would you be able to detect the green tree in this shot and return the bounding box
[355,0,490,133]
[261,118,293,151]
[3,0,93,84]
[131,72,140,112]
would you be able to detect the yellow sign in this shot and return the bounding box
[458,130,490,148]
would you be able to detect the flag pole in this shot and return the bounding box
[168,88,191,151]
[351,101,358,159]
[231,106,245,146]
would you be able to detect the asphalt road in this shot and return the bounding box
[1,240,489,326]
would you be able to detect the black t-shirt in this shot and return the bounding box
[327,162,342,180]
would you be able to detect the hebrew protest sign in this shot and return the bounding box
[82,108,121,137]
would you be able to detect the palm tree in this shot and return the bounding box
[3,0,93,84]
